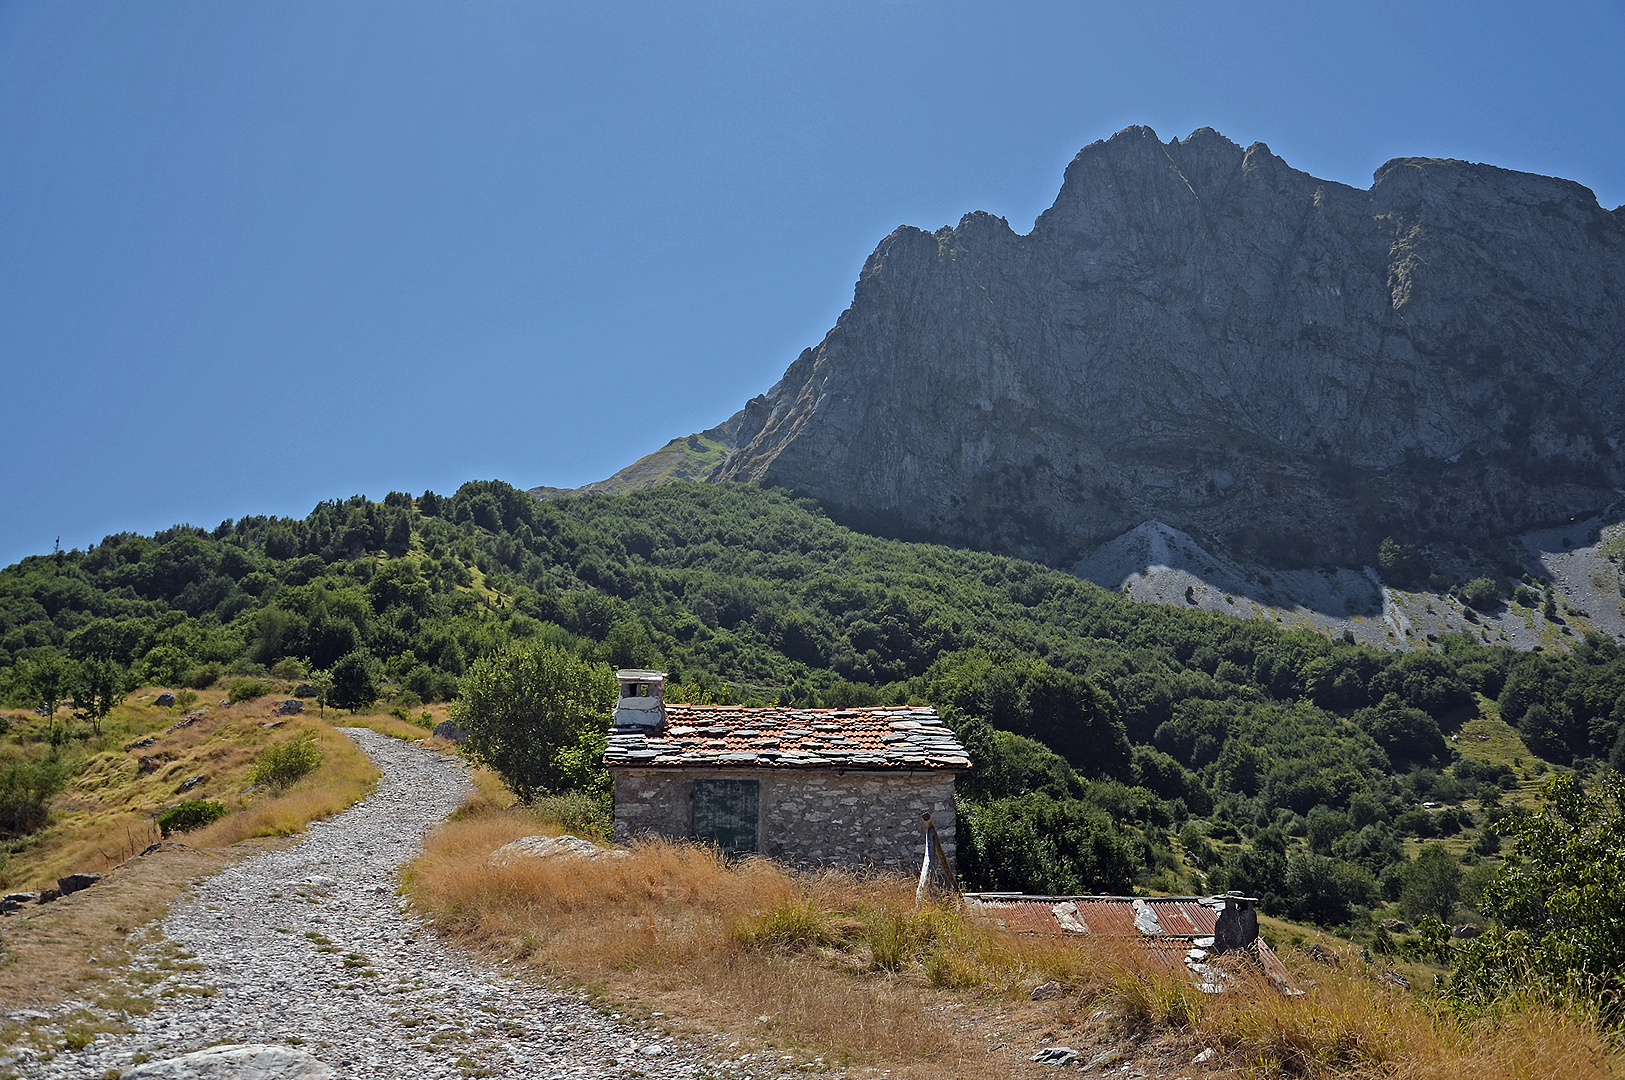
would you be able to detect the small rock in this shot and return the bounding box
[3,892,37,904]
[138,755,160,773]
[1193,1047,1218,1066]
[38,888,61,904]
[154,691,176,707]
[1452,923,1483,939]
[59,872,100,895]
[487,835,630,866]
[1030,980,1065,1001]
[122,1043,335,1078]
[293,684,318,698]
[1030,1046,1079,1067]
[432,719,467,744]
[276,699,305,716]
[639,1045,667,1057]
[1081,1048,1124,1071]
[1303,942,1337,964]
[1379,971,1411,990]
[1380,918,1412,934]
[129,736,158,750]
[0,900,18,915]
[177,774,208,793]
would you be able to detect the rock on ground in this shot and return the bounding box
[122,1044,333,1079]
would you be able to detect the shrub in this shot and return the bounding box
[0,758,70,837]
[157,799,229,837]
[733,897,841,951]
[529,790,613,840]
[172,689,198,712]
[228,678,275,704]
[187,663,224,689]
[1459,577,1503,612]
[251,735,323,789]
[271,657,309,680]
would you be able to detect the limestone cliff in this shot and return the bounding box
[703,126,1625,567]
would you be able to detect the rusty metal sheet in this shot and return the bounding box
[962,893,1299,994]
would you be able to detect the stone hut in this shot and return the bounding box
[604,670,970,870]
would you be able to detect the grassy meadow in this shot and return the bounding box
[404,795,1624,1080]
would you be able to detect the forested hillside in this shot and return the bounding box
[5,481,1625,928]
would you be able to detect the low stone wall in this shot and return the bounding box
[611,767,958,872]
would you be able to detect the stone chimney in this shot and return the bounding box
[1212,891,1260,953]
[613,670,667,729]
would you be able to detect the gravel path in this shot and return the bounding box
[15,729,727,1079]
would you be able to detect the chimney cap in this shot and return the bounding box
[616,670,667,682]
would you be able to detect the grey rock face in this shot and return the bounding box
[56,872,99,895]
[714,125,1625,566]
[154,691,176,707]
[432,719,467,743]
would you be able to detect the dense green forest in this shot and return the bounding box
[4,480,1625,931]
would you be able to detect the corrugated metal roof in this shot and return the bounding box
[603,704,971,771]
[964,893,1299,993]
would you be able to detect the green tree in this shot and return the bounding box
[16,650,74,726]
[1450,773,1625,1007]
[71,656,128,737]
[956,791,1140,894]
[304,668,335,718]
[327,650,378,713]
[450,641,617,802]
[1459,577,1503,612]
[1400,842,1464,922]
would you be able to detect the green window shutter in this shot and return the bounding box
[693,778,759,856]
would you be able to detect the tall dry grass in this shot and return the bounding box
[187,722,379,846]
[407,802,1625,1080]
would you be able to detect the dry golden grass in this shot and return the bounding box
[182,721,379,847]
[406,803,1625,1080]
[1,693,381,891]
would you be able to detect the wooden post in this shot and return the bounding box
[916,811,959,904]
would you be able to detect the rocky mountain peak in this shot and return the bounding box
[559,126,1625,572]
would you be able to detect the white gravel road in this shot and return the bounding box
[9,729,744,1079]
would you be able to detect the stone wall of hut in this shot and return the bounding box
[610,767,958,872]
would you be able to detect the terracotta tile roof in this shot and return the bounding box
[964,893,1300,994]
[603,704,971,770]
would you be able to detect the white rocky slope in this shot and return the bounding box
[1074,512,1625,652]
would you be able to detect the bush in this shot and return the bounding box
[250,735,323,789]
[0,758,70,837]
[187,663,224,689]
[228,678,275,704]
[157,799,229,837]
[271,657,309,680]
[1459,577,1503,612]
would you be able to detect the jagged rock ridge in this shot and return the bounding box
[691,126,1625,568]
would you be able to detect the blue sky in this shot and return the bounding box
[2,1,1622,566]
